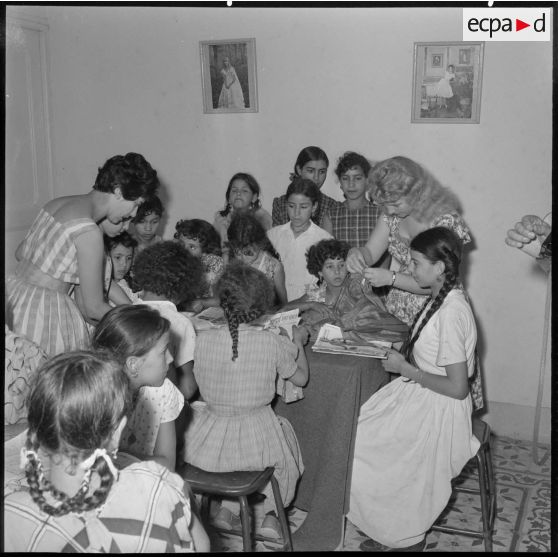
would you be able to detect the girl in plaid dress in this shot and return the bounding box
[183,262,309,538]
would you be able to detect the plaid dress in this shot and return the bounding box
[327,200,382,248]
[183,326,304,505]
[6,209,98,356]
[4,461,196,553]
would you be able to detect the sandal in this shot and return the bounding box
[258,512,282,539]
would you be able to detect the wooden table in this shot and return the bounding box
[274,347,389,552]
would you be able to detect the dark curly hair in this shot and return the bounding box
[334,151,372,179]
[104,231,138,253]
[306,239,351,281]
[174,219,222,256]
[402,227,463,362]
[133,195,164,223]
[132,240,205,305]
[93,152,159,201]
[219,172,263,217]
[216,262,274,361]
[23,351,132,517]
[227,213,280,260]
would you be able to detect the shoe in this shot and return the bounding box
[360,537,425,552]
[212,506,242,531]
[258,512,282,540]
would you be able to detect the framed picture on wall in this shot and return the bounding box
[411,41,484,123]
[199,38,258,114]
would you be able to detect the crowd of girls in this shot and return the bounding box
[5,145,486,552]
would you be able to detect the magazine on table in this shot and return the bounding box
[312,324,392,359]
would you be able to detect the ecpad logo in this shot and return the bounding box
[463,8,550,41]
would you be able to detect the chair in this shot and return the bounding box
[176,463,293,552]
[430,418,497,552]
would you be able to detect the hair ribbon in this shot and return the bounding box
[81,448,119,480]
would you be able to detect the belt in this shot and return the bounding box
[14,260,71,294]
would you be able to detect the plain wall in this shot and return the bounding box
[6,5,553,441]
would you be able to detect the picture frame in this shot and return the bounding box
[411,41,484,123]
[199,38,258,114]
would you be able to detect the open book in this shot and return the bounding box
[312,323,392,359]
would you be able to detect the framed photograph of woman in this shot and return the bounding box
[200,38,258,114]
[411,42,484,123]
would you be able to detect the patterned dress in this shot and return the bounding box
[200,253,225,297]
[183,326,304,506]
[6,209,99,356]
[327,200,382,248]
[4,461,196,553]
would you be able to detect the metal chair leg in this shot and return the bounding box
[238,495,253,552]
[270,474,293,551]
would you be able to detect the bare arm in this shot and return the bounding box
[273,263,289,306]
[286,326,310,387]
[362,267,431,295]
[321,214,333,235]
[346,215,390,273]
[74,229,113,322]
[107,281,132,306]
[151,420,177,472]
[383,350,469,400]
[176,360,198,400]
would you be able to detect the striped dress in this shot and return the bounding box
[6,208,99,356]
[3,460,196,553]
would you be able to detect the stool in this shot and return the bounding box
[431,418,497,551]
[176,463,293,552]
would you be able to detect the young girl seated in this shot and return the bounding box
[4,351,209,552]
[132,241,205,402]
[130,195,164,253]
[92,305,181,471]
[267,178,332,300]
[174,218,224,312]
[105,231,142,303]
[282,238,407,342]
[228,213,288,306]
[348,227,480,551]
[183,262,308,538]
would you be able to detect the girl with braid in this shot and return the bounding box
[183,262,308,539]
[4,351,209,552]
[348,227,480,552]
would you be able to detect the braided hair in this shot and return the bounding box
[24,351,132,516]
[402,227,463,362]
[216,262,274,361]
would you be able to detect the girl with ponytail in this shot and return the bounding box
[4,351,208,552]
[183,262,308,537]
[348,227,480,552]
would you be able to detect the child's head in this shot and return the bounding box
[285,177,321,228]
[447,64,455,72]
[93,305,172,389]
[23,351,132,516]
[224,172,262,214]
[132,240,205,305]
[334,152,371,201]
[132,195,164,243]
[174,219,222,257]
[293,146,329,189]
[306,239,351,287]
[216,262,274,361]
[105,232,137,281]
[227,213,278,265]
[409,226,462,289]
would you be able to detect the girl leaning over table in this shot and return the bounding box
[348,227,480,552]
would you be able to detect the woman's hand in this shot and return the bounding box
[346,247,367,274]
[381,348,408,375]
[505,215,551,248]
[362,268,393,288]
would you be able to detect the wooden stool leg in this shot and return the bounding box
[486,442,497,526]
[477,450,493,552]
[200,494,210,525]
[238,495,253,552]
[270,475,293,551]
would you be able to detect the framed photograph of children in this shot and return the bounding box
[411,41,484,123]
[200,38,258,114]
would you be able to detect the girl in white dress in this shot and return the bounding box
[348,226,480,551]
[218,56,245,109]
[435,64,456,107]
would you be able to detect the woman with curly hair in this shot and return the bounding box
[183,262,308,538]
[4,351,209,552]
[132,240,204,402]
[174,218,224,312]
[346,156,472,327]
[6,152,159,356]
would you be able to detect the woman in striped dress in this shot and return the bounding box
[6,153,159,357]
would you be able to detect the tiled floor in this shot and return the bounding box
[208,435,551,553]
